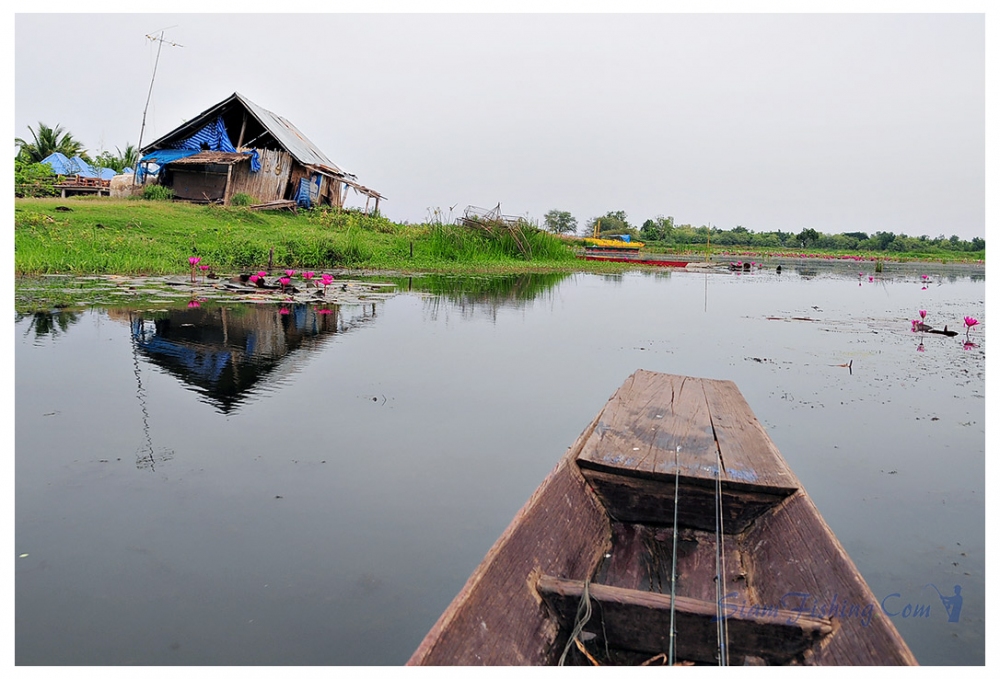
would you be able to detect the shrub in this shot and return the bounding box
[231,193,254,207]
[141,184,175,201]
[14,159,58,197]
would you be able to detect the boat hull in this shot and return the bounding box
[409,371,917,666]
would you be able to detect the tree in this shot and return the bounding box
[641,216,674,242]
[586,210,634,238]
[872,231,896,251]
[93,144,138,174]
[543,209,578,234]
[15,122,89,163]
[796,228,820,247]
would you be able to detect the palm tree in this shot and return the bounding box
[15,122,89,163]
[93,143,139,173]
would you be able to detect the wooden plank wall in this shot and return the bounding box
[229,149,293,204]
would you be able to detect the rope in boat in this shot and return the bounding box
[714,447,730,666]
[668,445,681,666]
[558,578,593,666]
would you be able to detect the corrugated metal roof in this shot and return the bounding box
[234,93,346,176]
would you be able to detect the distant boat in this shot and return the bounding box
[579,251,693,267]
[409,370,917,666]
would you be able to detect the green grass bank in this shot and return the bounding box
[14,197,984,278]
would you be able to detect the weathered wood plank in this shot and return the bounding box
[407,418,612,665]
[537,575,833,665]
[741,492,918,665]
[594,523,750,603]
[701,377,799,488]
[578,372,714,477]
[576,371,797,491]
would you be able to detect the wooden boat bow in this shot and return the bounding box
[408,370,917,666]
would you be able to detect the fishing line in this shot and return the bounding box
[668,444,680,666]
[714,447,730,666]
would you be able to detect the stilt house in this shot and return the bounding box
[138,92,383,212]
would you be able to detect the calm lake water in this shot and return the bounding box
[15,263,985,666]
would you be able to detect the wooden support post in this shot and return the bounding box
[236,113,247,149]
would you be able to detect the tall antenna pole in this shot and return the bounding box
[133,29,182,184]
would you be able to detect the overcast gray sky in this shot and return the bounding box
[12,6,988,240]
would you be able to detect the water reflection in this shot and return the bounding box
[16,310,83,344]
[129,319,175,472]
[113,302,380,414]
[393,272,571,321]
[14,268,985,666]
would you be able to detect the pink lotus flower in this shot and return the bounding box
[302,271,315,281]
[869,276,873,282]
[257,271,268,278]
[189,256,201,266]
[917,342,925,352]
[319,274,334,295]
[964,341,978,351]
[964,316,979,338]
[188,300,200,308]
[249,274,259,284]
[285,269,297,277]
[919,310,927,320]
[279,276,292,287]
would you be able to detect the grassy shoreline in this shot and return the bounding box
[15,197,985,279]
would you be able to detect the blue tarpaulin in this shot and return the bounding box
[174,117,238,153]
[295,174,321,208]
[40,152,117,180]
[166,116,261,172]
[140,149,201,165]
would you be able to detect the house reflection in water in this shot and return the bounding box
[119,303,378,413]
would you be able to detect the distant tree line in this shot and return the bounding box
[543,209,985,254]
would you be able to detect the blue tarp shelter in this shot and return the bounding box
[41,152,117,180]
